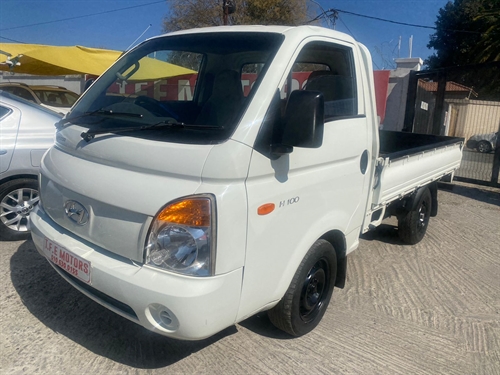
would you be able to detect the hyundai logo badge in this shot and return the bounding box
[64,200,89,226]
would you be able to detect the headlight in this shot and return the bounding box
[145,195,216,276]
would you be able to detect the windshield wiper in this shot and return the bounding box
[56,109,143,129]
[80,121,224,142]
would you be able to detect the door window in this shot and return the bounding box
[282,41,357,120]
[0,105,12,120]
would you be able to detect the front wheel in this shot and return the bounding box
[0,179,39,241]
[398,187,432,245]
[268,239,337,336]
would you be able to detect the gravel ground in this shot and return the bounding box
[1,182,499,375]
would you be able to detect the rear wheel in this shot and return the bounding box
[0,179,39,241]
[268,239,337,336]
[398,187,432,245]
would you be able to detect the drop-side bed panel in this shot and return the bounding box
[372,131,464,208]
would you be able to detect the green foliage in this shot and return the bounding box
[163,0,309,32]
[426,0,500,99]
[163,0,223,32]
[474,8,500,63]
[242,0,307,25]
[426,0,500,68]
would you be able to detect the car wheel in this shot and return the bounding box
[477,141,492,153]
[398,187,431,245]
[268,239,337,336]
[0,179,39,241]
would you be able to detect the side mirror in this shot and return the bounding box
[271,90,324,157]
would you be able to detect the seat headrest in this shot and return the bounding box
[212,69,242,100]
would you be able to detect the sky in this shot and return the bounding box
[0,0,451,70]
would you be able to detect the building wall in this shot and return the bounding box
[448,99,500,141]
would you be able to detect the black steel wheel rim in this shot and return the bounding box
[299,258,330,323]
[417,200,429,233]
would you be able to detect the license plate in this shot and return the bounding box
[43,238,91,284]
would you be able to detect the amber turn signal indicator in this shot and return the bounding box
[157,198,211,226]
[258,203,275,215]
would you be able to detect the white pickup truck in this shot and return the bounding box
[30,25,463,340]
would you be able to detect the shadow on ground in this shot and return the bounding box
[439,182,500,207]
[10,240,237,369]
[237,313,293,340]
[360,224,406,245]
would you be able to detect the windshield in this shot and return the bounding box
[68,32,284,144]
[33,89,79,108]
[0,91,63,117]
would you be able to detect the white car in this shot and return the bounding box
[466,132,498,153]
[0,91,62,240]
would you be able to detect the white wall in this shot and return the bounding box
[382,58,423,131]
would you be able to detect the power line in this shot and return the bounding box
[0,1,165,32]
[338,15,356,40]
[335,8,437,30]
[305,12,327,24]
[309,0,334,28]
[334,8,481,34]
[0,35,27,43]
[305,8,482,35]
[338,16,390,70]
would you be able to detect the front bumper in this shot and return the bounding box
[30,206,242,340]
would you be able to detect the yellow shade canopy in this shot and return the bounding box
[0,43,196,79]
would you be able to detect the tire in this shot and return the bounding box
[0,179,39,241]
[477,141,492,153]
[268,239,337,336]
[398,187,432,245]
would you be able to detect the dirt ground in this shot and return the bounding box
[1,182,499,375]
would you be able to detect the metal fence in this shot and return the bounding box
[404,61,500,188]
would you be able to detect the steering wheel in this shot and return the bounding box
[134,96,179,119]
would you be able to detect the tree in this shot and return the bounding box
[426,0,500,68]
[474,8,500,63]
[163,0,309,33]
[425,0,500,100]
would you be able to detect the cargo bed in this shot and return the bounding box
[371,131,464,209]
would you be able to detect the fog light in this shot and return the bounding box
[147,303,179,331]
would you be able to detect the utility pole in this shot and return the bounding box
[223,1,229,25]
[222,1,236,25]
[330,10,338,30]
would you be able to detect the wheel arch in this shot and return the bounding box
[410,182,437,216]
[259,226,348,317]
[0,174,38,187]
[392,182,437,218]
[319,230,347,288]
